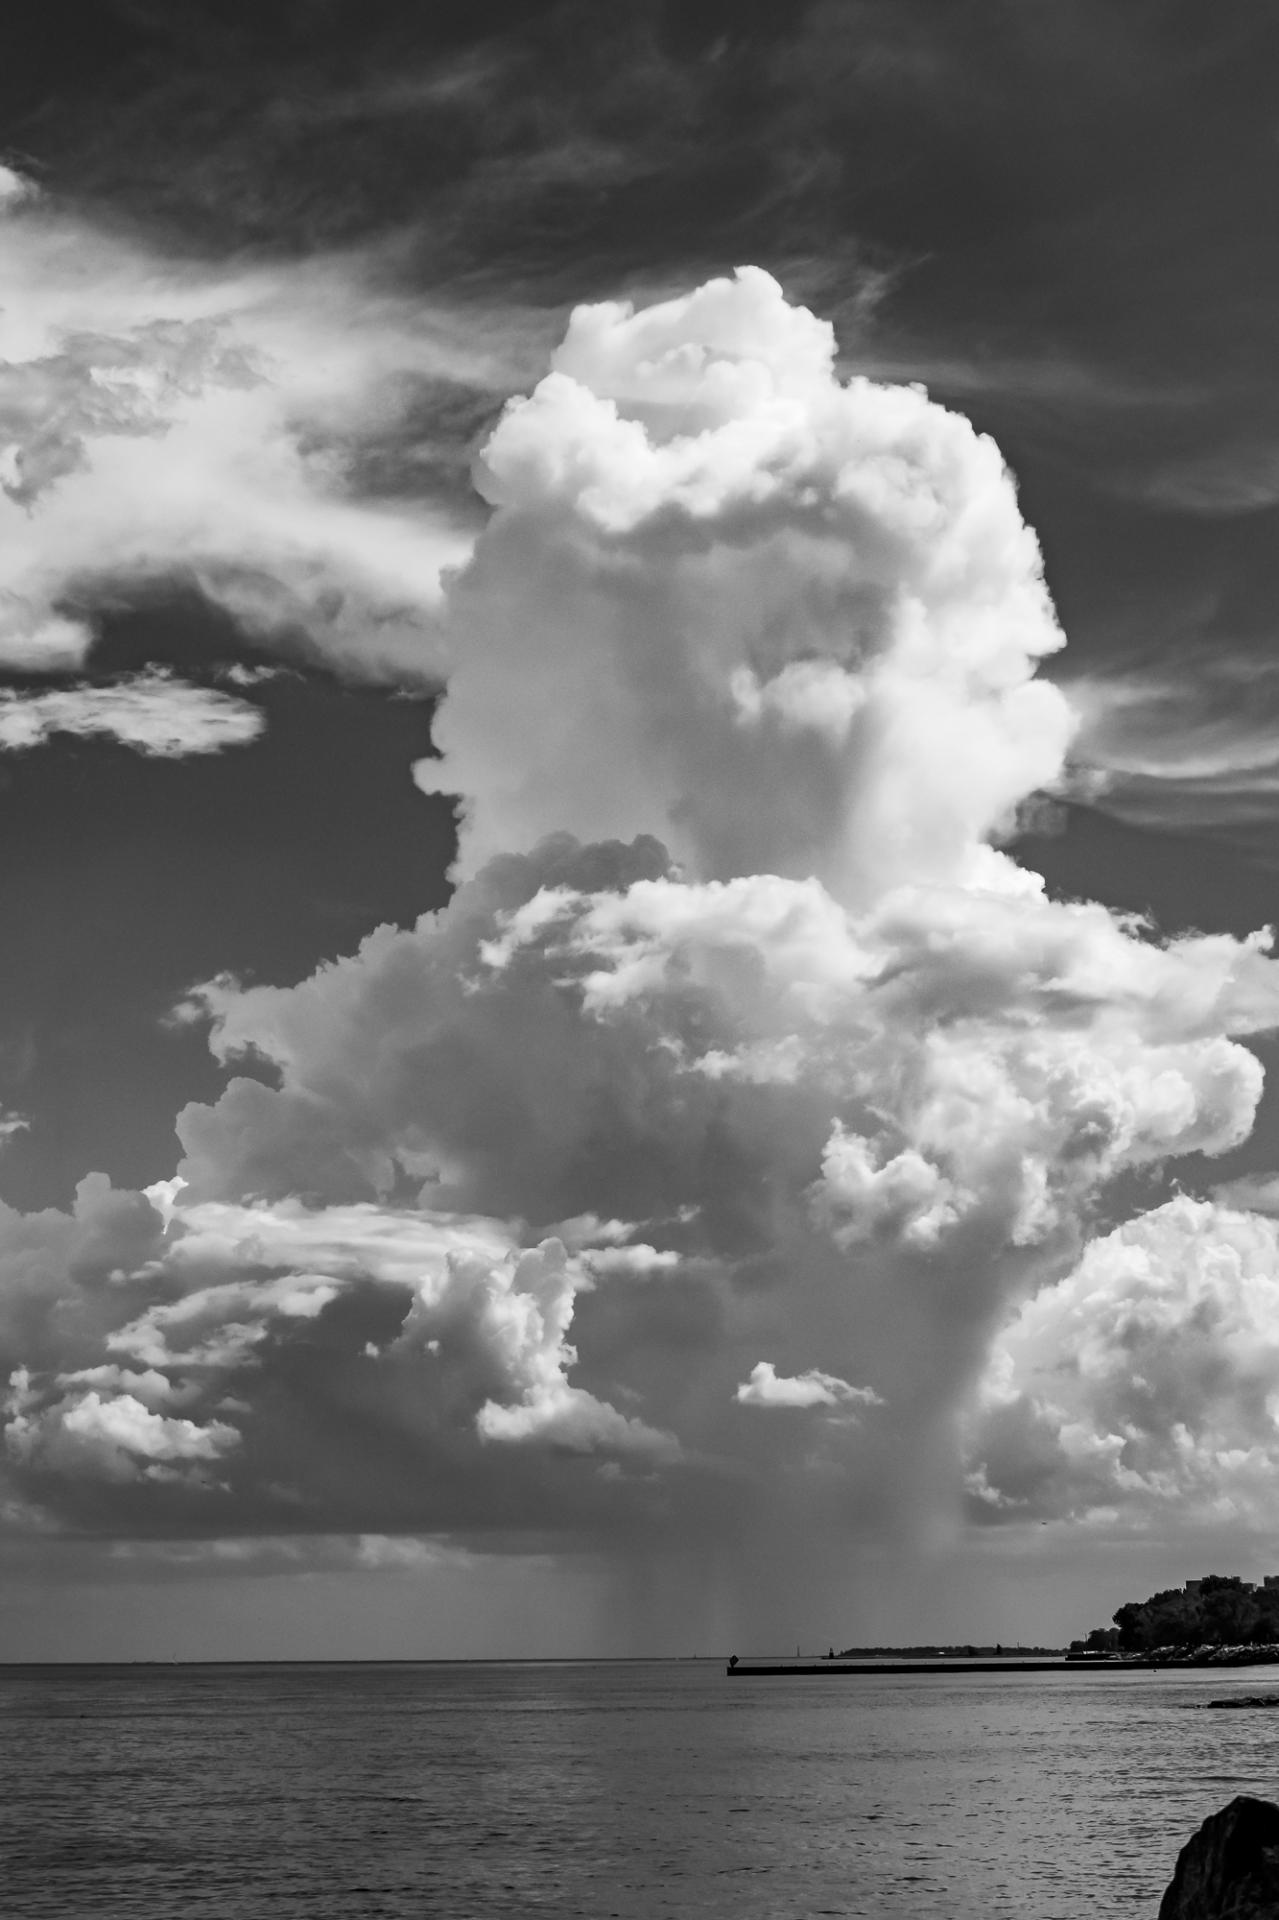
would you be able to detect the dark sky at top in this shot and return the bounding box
[4,2,1279,1186]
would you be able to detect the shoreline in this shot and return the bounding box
[729,1650,1279,1675]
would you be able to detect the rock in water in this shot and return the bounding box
[1159,1796,1279,1918]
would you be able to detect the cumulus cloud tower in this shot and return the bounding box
[421,267,1075,905]
[9,266,1279,1646]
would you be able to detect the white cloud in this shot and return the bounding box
[60,1393,235,1464]
[967,1197,1279,1528]
[353,1533,474,1570]
[0,671,264,757]
[477,1382,679,1457]
[0,183,540,678]
[735,1361,881,1410]
[0,166,36,210]
[580,1244,682,1278]
[418,266,1075,907]
[478,856,1276,1254]
[5,1371,238,1485]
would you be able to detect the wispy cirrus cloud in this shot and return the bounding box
[1060,659,1279,839]
[1118,437,1279,518]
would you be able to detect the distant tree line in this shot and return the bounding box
[1072,1576,1279,1653]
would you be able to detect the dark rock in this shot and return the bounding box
[1159,1796,1279,1918]
[1206,1696,1279,1711]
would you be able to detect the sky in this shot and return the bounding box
[6,1,1279,1660]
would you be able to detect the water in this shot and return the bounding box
[4,1660,1279,1918]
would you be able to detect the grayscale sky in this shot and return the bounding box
[6,1,1279,1660]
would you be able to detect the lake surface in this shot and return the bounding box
[4,1659,1279,1917]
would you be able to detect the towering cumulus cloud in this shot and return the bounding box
[419,267,1074,903]
[6,268,1279,1644]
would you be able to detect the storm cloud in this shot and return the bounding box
[7,265,1279,1643]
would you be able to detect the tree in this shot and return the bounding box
[1199,1578,1259,1646]
[1113,1600,1155,1651]
[1099,1576,1279,1653]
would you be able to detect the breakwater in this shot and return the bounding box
[728,1658,1081,1676]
